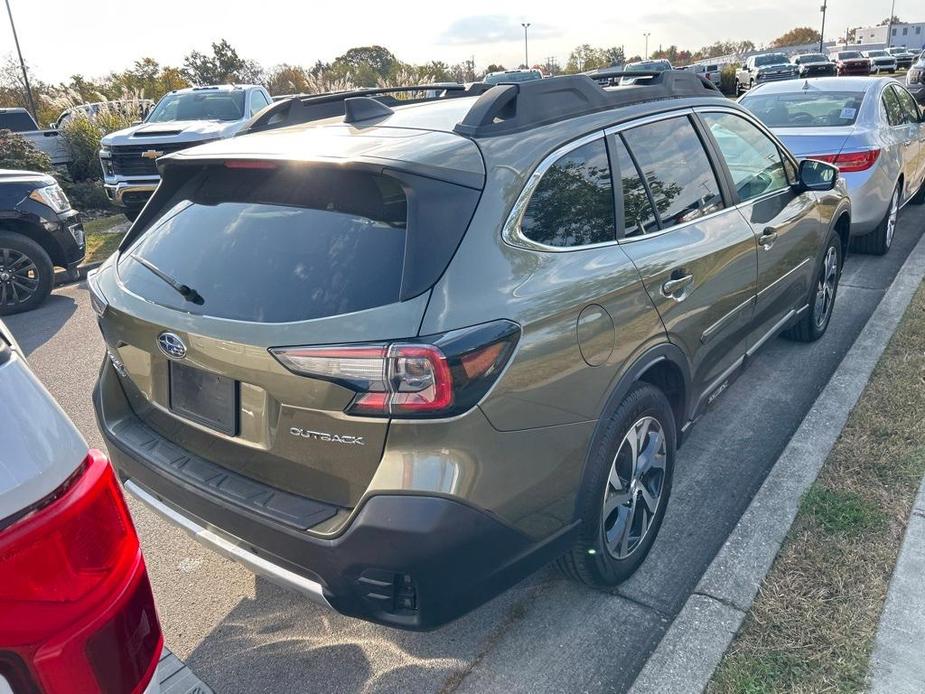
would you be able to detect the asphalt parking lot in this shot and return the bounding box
[6,201,925,694]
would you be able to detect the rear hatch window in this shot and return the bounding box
[740,91,865,128]
[119,166,415,323]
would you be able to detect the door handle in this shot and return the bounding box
[661,272,694,300]
[758,227,778,250]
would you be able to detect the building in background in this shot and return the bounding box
[856,23,925,51]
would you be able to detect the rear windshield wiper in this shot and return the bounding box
[129,254,204,305]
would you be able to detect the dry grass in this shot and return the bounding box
[84,215,126,264]
[709,282,925,694]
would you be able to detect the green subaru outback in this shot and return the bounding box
[91,71,851,629]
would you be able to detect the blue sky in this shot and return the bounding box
[4,0,911,82]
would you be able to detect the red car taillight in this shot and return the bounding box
[271,320,520,418]
[808,149,881,173]
[0,450,162,694]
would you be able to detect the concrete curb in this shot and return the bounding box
[630,230,925,694]
[868,476,925,693]
[54,261,102,287]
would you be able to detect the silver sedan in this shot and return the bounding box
[739,77,925,254]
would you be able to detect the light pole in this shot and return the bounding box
[521,22,531,69]
[885,0,896,48]
[3,0,37,120]
[643,33,651,59]
[819,0,828,53]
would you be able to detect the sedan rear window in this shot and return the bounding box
[118,166,408,323]
[740,91,865,128]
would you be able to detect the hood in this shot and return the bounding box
[0,169,55,187]
[772,126,859,157]
[102,119,242,146]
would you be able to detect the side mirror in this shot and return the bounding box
[798,159,839,192]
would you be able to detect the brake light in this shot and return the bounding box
[271,320,520,418]
[808,149,880,173]
[0,450,162,694]
[224,159,278,169]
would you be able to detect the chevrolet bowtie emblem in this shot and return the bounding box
[141,149,164,160]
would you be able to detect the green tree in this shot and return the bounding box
[565,44,608,73]
[183,39,263,85]
[332,46,397,82]
[602,47,626,66]
[0,130,53,172]
[771,27,821,47]
[265,64,310,96]
[879,15,902,25]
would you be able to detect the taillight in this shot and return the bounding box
[0,450,162,694]
[808,149,880,173]
[271,320,520,418]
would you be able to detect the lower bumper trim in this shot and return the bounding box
[124,479,332,609]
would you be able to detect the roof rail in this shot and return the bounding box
[238,83,491,136]
[454,70,722,138]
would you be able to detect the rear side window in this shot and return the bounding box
[892,85,922,123]
[611,137,657,238]
[520,138,616,247]
[882,86,905,126]
[0,111,37,132]
[622,117,724,229]
[119,166,409,323]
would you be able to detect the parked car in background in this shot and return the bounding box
[92,71,850,630]
[0,320,163,694]
[99,84,272,220]
[0,108,70,166]
[678,62,723,87]
[740,77,925,255]
[863,50,897,74]
[483,69,543,84]
[619,59,673,84]
[55,99,155,129]
[887,47,916,70]
[791,53,837,78]
[0,169,85,314]
[829,50,872,76]
[907,52,925,104]
[736,53,799,93]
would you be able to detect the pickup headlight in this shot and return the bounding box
[28,184,71,214]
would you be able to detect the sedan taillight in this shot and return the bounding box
[808,149,880,173]
[272,320,520,418]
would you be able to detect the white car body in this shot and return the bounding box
[0,107,70,166]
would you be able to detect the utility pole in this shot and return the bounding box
[819,0,828,53]
[521,22,531,69]
[4,0,37,120]
[885,0,896,48]
[643,32,651,59]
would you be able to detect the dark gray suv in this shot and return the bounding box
[91,71,850,629]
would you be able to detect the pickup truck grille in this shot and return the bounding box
[110,141,207,177]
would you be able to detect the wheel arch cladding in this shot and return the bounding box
[834,209,851,260]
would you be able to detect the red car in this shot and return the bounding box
[829,50,872,76]
[0,321,162,694]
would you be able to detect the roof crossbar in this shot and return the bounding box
[453,70,722,138]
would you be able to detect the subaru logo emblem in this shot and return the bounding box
[157,331,187,359]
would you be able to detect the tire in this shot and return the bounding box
[784,233,842,342]
[0,231,54,316]
[852,181,900,255]
[557,382,676,587]
[123,207,141,222]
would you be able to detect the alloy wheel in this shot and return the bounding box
[602,416,667,559]
[814,246,838,329]
[0,248,40,309]
[885,186,899,249]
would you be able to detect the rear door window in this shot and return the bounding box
[892,85,922,123]
[882,86,905,126]
[520,137,616,247]
[622,116,724,229]
[611,137,657,237]
[0,111,37,131]
[119,166,408,323]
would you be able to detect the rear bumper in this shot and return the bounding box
[94,366,578,630]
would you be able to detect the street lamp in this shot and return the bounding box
[643,32,651,60]
[885,0,896,48]
[3,0,37,120]
[521,22,531,69]
[819,0,828,53]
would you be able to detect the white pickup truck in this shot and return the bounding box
[0,107,70,166]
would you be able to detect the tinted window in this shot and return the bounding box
[521,138,615,247]
[612,137,657,238]
[119,167,408,322]
[249,90,270,116]
[835,51,862,59]
[702,113,789,202]
[893,85,922,123]
[0,111,38,132]
[882,86,905,126]
[148,91,246,122]
[754,54,789,66]
[740,91,865,128]
[623,117,723,228]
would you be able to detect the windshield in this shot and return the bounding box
[626,60,671,72]
[484,70,542,84]
[836,51,862,59]
[755,54,789,66]
[801,54,828,63]
[866,51,888,57]
[741,91,865,128]
[147,91,245,123]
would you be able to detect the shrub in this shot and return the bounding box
[720,65,738,96]
[59,178,116,212]
[0,130,54,173]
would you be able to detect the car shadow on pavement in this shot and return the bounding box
[183,570,555,694]
[3,292,78,356]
